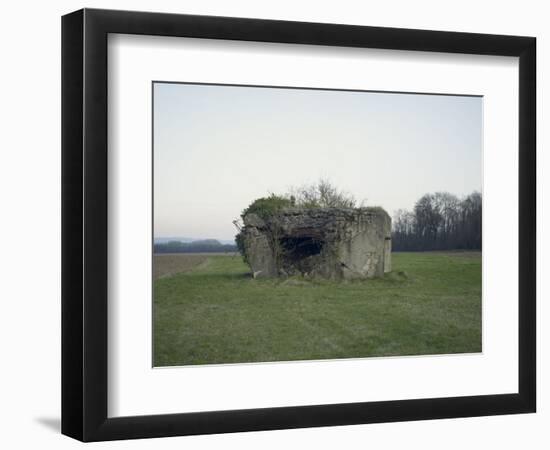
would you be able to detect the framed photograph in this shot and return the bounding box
[61,8,536,441]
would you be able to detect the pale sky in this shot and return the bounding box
[154,82,482,241]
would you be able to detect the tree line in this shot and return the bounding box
[154,239,237,254]
[392,191,481,251]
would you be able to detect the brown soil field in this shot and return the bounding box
[153,254,209,279]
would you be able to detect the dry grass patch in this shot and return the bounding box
[154,254,209,279]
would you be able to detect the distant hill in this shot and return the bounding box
[154,237,196,244]
[154,238,238,254]
[154,237,236,246]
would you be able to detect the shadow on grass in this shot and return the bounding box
[188,269,413,284]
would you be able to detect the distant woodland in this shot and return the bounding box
[154,239,237,254]
[392,191,482,251]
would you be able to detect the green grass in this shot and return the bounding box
[153,252,481,366]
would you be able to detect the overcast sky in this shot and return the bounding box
[154,82,482,241]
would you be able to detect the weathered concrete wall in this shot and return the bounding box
[384,237,392,273]
[242,226,278,278]
[239,207,391,279]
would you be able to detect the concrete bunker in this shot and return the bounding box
[238,207,391,280]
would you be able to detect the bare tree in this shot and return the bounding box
[433,192,460,248]
[414,194,442,247]
[392,191,482,251]
[392,209,416,250]
[289,178,356,208]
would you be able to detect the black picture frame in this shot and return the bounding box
[61,8,536,442]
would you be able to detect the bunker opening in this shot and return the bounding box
[280,236,324,262]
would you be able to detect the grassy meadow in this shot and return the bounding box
[153,252,481,366]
